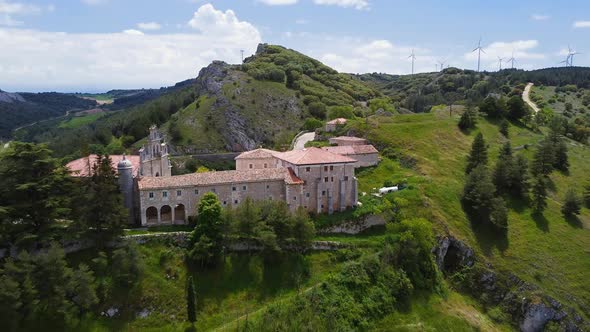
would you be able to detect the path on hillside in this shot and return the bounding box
[293,132,316,150]
[522,82,540,114]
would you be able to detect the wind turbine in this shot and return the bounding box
[559,55,571,67]
[497,56,504,71]
[438,59,447,72]
[567,45,582,67]
[472,38,486,72]
[408,49,416,75]
[240,49,245,63]
[505,52,516,69]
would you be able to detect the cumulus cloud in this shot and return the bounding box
[573,21,590,28]
[258,0,298,5]
[137,22,161,30]
[313,0,369,10]
[0,0,46,27]
[0,3,261,91]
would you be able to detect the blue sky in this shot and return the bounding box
[0,0,588,92]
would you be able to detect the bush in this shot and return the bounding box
[561,190,582,217]
[308,102,327,119]
[303,117,323,131]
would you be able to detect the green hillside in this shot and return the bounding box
[351,109,590,319]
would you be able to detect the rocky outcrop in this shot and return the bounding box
[319,214,386,235]
[434,236,589,332]
[191,61,303,152]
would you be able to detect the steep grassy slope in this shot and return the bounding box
[354,110,590,318]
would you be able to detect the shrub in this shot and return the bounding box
[562,190,581,217]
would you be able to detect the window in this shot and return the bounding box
[264,163,268,168]
[242,185,247,191]
[322,191,326,196]
[330,166,334,171]
[304,206,308,209]
[232,186,236,191]
[306,192,310,198]
[324,177,328,182]
[194,189,199,195]
[223,201,227,205]
[249,164,253,169]
[344,176,349,181]
[149,192,154,199]
[331,177,334,182]
[234,199,238,204]
[321,204,324,208]
[266,184,270,189]
[306,167,311,172]
[293,196,297,201]
[177,190,182,197]
[162,191,168,198]
[324,166,328,172]
[211,188,216,193]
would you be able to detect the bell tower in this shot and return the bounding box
[139,125,172,177]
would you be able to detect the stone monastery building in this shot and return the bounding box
[68,126,376,227]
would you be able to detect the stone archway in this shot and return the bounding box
[146,206,158,224]
[161,205,172,223]
[174,204,186,223]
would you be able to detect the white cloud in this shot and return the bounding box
[258,0,298,5]
[81,0,107,5]
[0,13,21,26]
[573,21,590,28]
[531,14,549,21]
[0,4,262,91]
[0,1,41,14]
[313,0,369,10]
[137,22,161,31]
[122,29,144,35]
[295,18,308,24]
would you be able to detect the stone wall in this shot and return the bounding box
[319,214,386,235]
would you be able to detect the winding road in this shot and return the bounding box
[293,132,316,150]
[522,82,540,114]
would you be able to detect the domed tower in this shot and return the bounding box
[117,155,135,223]
[139,125,172,177]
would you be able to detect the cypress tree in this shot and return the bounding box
[187,276,196,324]
[458,108,476,130]
[465,133,488,174]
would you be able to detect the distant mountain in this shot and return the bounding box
[0,89,25,103]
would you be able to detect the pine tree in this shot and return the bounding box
[493,142,513,194]
[562,190,581,217]
[490,197,508,229]
[499,119,509,137]
[75,154,128,247]
[462,165,495,215]
[553,139,569,172]
[186,276,196,324]
[531,138,555,177]
[510,155,530,197]
[531,176,548,213]
[458,108,477,130]
[465,133,488,174]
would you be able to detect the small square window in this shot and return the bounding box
[195,189,199,195]
[306,192,310,198]
[242,185,247,191]
[331,177,334,182]
[324,177,328,182]
[232,186,236,191]
[324,166,328,172]
[212,188,216,193]
[306,167,311,172]
[264,163,268,168]
[149,192,154,198]
[223,201,227,205]
[177,190,182,196]
[162,191,168,198]
[293,196,297,201]
[304,206,308,209]
[322,191,326,196]
[330,166,334,171]
[321,204,324,208]
[344,176,349,181]
[249,164,253,169]
[234,200,238,204]
[266,184,270,189]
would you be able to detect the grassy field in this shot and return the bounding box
[532,85,589,114]
[355,109,590,317]
[59,113,105,129]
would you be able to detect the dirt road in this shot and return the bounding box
[522,82,540,114]
[293,132,316,150]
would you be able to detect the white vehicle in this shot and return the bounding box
[379,186,399,195]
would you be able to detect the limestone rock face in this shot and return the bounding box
[433,236,588,332]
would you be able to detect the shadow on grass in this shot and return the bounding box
[184,325,196,332]
[462,202,509,256]
[532,212,549,232]
[564,214,583,229]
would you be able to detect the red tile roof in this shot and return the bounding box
[274,147,356,165]
[66,155,140,177]
[138,168,301,190]
[322,144,378,155]
[234,148,276,160]
[330,136,367,142]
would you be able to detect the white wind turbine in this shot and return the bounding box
[497,56,504,71]
[505,51,516,69]
[472,38,486,72]
[408,49,416,75]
